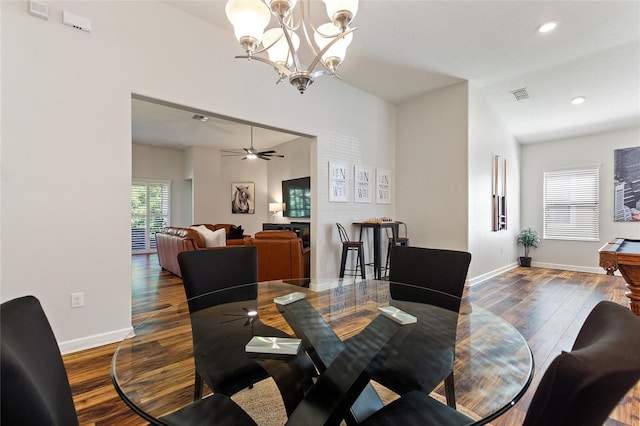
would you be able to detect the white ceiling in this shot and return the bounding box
[133,0,640,150]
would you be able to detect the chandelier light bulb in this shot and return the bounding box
[267,0,298,19]
[314,22,353,71]
[263,28,300,66]
[225,0,359,93]
[323,0,358,29]
[225,0,271,53]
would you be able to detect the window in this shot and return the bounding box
[543,168,599,241]
[131,180,170,253]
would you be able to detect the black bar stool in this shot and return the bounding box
[337,223,366,279]
[384,221,409,274]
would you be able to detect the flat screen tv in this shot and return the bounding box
[282,177,311,218]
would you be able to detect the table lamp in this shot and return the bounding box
[269,202,284,222]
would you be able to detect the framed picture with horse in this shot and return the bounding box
[231,182,255,214]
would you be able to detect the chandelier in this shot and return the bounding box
[225,0,359,94]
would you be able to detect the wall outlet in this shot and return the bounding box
[71,292,84,308]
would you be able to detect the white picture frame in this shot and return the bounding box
[329,161,349,202]
[376,169,391,204]
[354,166,372,203]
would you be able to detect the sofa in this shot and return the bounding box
[243,230,310,283]
[155,224,246,277]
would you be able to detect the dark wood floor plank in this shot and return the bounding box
[62,255,639,426]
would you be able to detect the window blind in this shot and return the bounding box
[543,168,599,241]
[131,181,170,253]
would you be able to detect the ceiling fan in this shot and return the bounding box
[221,126,285,161]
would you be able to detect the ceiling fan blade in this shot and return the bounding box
[257,155,272,161]
[258,150,276,155]
[263,154,285,158]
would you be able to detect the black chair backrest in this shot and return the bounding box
[397,221,408,238]
[178,247,258,312]
[1,295,79,426]
[389,246,471,312]
[336,223,351,244]
[386,221,408,239]
[523,301,640,426]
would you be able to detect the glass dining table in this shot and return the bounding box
[111,279,533,426]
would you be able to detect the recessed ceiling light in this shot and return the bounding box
[538,20,557,33]
[571,96,586,105]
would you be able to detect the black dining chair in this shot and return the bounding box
[372,245,472,408]
[1,295,258,426]
[1,295,80,426]
[178,247,275,400]
[337,223,366,279]
[360,300,640,426]
[384,221,409,275]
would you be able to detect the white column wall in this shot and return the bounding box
[1,1,395,351]
[395,83,469,253]
[467,85,521,283]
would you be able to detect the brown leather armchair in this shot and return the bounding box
[244,230,310,282]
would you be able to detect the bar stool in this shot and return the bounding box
[384,221,409,274]
[337,223,366,279]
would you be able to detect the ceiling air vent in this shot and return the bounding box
[510,87,530,101]
[192,114,209,122]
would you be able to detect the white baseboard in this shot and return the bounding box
[468,261,618,288]
[468,262,519,287]
[59,326,133,355]
[531,261,616,275]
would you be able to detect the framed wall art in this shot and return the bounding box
[354,166,371,203]
[376,168,391,204]
[614,146,640,222]
[492,155,507,231]
[231,182,255,214]
[329,161,348,202]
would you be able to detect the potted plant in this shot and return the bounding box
[517,228,540,267]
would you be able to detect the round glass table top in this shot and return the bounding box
[112,278,533,425]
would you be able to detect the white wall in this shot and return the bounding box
[467,85,521,282]
[188,146,223,226]
[395,83,470,252]
[132,144,192,227]
[266,137,312,225]
[1,1,395,352]
[521,127,640,272]
[219,152,269,235]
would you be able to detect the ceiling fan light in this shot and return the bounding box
[263,27,300,65]
[225,0,271,53]
[247,153,258,159]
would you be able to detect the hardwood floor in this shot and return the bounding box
[63,254,640,425]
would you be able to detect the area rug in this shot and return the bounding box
[231,378,483,425]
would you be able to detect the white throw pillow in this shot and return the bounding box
[191,225,227,247]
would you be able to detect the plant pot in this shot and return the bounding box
[519,256,532,267]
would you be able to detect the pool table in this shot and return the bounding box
[599,238,640,316]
